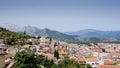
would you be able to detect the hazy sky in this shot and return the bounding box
[0,0,120,32]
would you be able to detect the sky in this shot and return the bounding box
[0,0,120,32]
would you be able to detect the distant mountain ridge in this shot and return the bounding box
[0,23,120,42]
[0,23,41,36]
[65,29,120,42]
[65,29,120,38]
[39,28,82,42]
[0,23,81,42]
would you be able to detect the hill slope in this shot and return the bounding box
[38,28,82,42]
[65,29,120,42]
[0,27,32,45]
[0,23,82,42]
[1,23,120,42]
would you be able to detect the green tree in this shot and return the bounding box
[36,55,46,64]
[58,57,81,68]
[36,54,54,68]
[14,51,37,68]
[54,49,59,59]
[86,64,92,68]
[102,48,105,52]
[37,36,41,39]
[23,31,26,34]
[51,64,59,68]
[43,59,54,68]
[6,37,16,45]
[14,51,55,68]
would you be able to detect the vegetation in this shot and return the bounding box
[14,51,92,68]
[54,49,59,59]
[14,51,37,68]
[58,56,81,68]
[14,51,54,68]
[102,48,105,52]
[39,29,80,42]
[86,64,92,68]
[0,27,33,45]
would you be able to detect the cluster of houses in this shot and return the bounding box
[1,37,120,68]
[68,43,120,68]
[0,38,13,68]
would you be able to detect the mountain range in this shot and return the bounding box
[65,29,120,42]
[0,23,120,42]
[0,23,40,36]
[65,29,120,39]
[0,23,81,42]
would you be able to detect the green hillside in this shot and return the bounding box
[0,27,33,45]
[39,28,82,42]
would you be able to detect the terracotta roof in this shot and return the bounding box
[86,56,99,61]
[104,60,113,65]
[79,59,86,62]
[79,59,86,64]
[5,53,13,58]
[98,65,120,68]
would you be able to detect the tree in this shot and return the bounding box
[6,37,15,45]
[14,51,55,68]
[47,37,52,44]
[43,59,54,68]
[36,55,46,64]
[102,48,105,52]
[37,36,41,39]
[54,49,59,59]
[58,57,81,68]
[54,42,58,47]
[23,31,26,34]
[86,64,92,68]
[27,41,32,45]
[14,51,37,68]
[51,64,59,68]
[36,54,54,68]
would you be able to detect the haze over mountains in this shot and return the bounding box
[0,23,79,42]
[0,23,120,42]
[0,23,40,36]
[65,29,120,39]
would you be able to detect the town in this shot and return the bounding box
[1,35,120,68]
[1,0,120,68]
